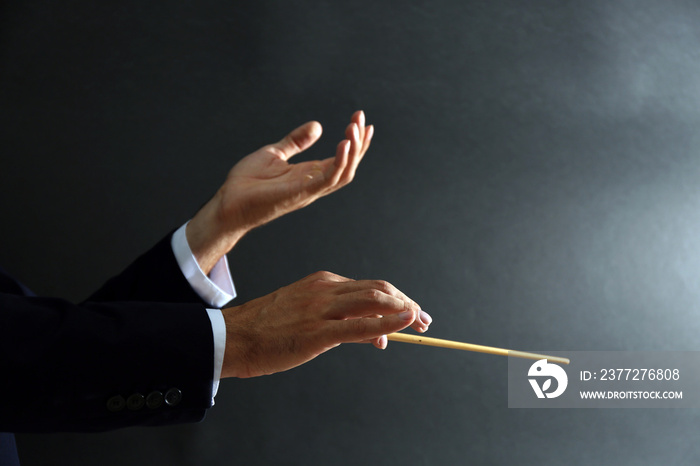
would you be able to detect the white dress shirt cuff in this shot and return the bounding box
[171,222,234,403]
[171,223,236,307]
[205,308,226,401]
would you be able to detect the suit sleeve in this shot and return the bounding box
[86,232,208,304]
[0,295,214,433]
[0,233,218,433]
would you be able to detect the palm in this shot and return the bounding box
[225,147,332,217]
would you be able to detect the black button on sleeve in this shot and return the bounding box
[146,391,164,409]
[164,388,182,407]
[127,393,145,411]
[106,395,126,412]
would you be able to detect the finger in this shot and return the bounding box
[353,110,366,147]
[338,136,363,186]
[361,124,374,155]
[326,311,417,344]
[316,141,349,193]
[334,279,420,308]
[354,110,365,128]
[343,122,360,163]
[344,121,359,147]
[373,335,388,349]
[351,335,385,347]
[338,117,368,186]
[304,113,368,197]
[338,279,430,331]
[350,336,386,349]
[327,139,350,186]
[273,121,323,161]
[324,289,412,320]
[410,310,433,333]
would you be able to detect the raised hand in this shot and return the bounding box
[187,111,373,274]
[221,110,372,231]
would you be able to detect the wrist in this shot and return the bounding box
[186,195,247,275]
[220,304,253,379]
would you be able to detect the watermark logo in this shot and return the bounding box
[509,351,699,408]
[528,359,568,399]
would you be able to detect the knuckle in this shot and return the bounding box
[323,271,343,281]
[282,133,303,153]
[309,270,331,280]
[371,280,394,295]
[266,144,286,159]
[361,289,383,302]
[306,271,344,289]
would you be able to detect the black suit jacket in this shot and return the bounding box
[0,233,222,462]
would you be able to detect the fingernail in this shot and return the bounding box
[419,310,432,326]
[379,334,388,349]
[358,110,365,127]
[398,310,414,321]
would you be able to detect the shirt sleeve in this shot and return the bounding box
[171,223,234,402]
[171,223,236,307]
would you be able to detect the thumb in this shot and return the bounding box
[273,121,323,161]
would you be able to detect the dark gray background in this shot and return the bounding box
[2,0,700,464]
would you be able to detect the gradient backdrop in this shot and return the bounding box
[2,1,700,464]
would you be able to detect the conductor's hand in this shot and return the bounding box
[220,271,427,379]
[187,111,373,274]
